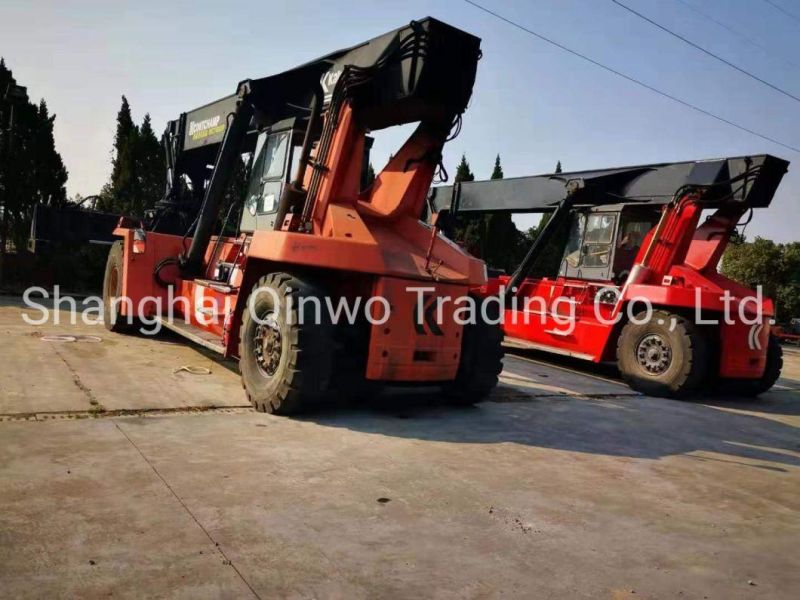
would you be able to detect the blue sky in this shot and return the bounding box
[1,0,798,240]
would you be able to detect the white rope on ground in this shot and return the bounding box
[172,365,212,375]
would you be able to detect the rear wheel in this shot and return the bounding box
[617,310,708,398]
[102,241,136,333]
[719,335,783,397]
[441,295,504,405]
[239,272,333,415]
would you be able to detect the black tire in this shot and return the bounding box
[441,295,504,405]
[102,241,136,333]
[617,310,708,398]
[719,335,783,397]
[239,272,333,415]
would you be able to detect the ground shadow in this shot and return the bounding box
[507,346,623,379]
[303,383,800,470]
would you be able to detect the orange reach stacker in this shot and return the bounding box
[429,156,789,398]
[102,19,504,414]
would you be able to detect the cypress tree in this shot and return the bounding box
[136,113,164,214]
[452,154,483,255]
[99,99,167,218]
[32,100,68,208]
[0,58,68,251]
[99,96,139,215]
[491,154,504,180]
[454,154,475,183]
[483,154,522,272]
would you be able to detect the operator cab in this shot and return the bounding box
[558,204,661,283]
[238,119,374,233]
[239,119,300,233]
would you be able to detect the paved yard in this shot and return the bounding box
[1,295,799,599]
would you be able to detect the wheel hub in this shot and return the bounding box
[254,315,282,377]
[636,334,672,375]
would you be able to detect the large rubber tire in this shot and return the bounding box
[102,241,136,333]
[617,310,708,398]
[719,335,783,397]
[441,295,504,405]
[239,272,333,415]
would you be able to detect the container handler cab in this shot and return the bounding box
[429,156,789,398]
[103,19,503,414]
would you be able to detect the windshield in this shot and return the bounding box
[244,131,290,216]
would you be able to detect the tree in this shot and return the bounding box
[98,98,165,218]
[0,58,68,252]
[451,154,483,255]
[136,113,164,214]
[448,154,527,273]
[454,154,475,183]
[98,96,138,214]
[527,213,552,241]
[722,237,800,323]
[483,154,525,272]
[365,162,376,188]
[555,160,562,174]
[31,100,68,207]
[491,154,504,180]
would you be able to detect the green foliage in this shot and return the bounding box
[451,154,482,254]
[527,212,552,241]
[729,229,746,246]
[524,212,565,277]
[137,114,164,212]
[484,155,522,272]
[722,237,800,323]
[483,212,526,272]
[454,153,474,183]
[366,162,376,187]
[450,154,528,273]
[97,96,165,218]
[0,58,68,251]
[490,154,503,180]
[555,160,562,174]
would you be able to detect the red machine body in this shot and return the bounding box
[103,19,504,414]
[485,198,772,379]
[431,155,789,396]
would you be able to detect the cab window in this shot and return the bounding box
[582,214,616,268]
[563,213,586,269]
[244,131,289,216]
[262,132,289,181]
[613,212,659,277]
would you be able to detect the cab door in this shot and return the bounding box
[541,211,619,357]
[240,127,292,233]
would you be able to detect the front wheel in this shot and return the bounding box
[617,310,708,398]
[441,295,504,405]
[239,272,333,415]
[102,241,136,333]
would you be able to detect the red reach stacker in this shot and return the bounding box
[102,19,503,414]
[429,156,789,398]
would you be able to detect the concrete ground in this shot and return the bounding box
[1,295,799,599]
